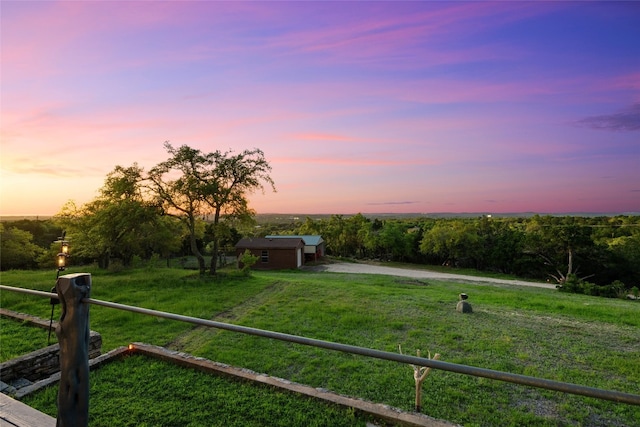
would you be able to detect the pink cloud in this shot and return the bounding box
[264,1,559,67]
[272,155,436,168]
[288,133,363,143]
[2,159,103,178]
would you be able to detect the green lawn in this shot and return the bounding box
[1,266,639,426]
[0,317,52,362]
[21,354,372,427]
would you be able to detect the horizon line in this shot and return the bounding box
[2,211,639,219]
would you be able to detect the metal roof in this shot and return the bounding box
[235,237,304,249]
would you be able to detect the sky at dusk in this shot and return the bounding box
[1,1,639,216]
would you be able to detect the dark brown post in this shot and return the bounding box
[55,273,91,427]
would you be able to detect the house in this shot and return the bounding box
[235,237,305,270]
[265,235,325,261]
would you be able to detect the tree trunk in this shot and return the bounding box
[209,239,220,275]
[188,220,205,275]
[191,235,205,275]
[208,208,222,276]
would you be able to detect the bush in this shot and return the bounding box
[558,275,630,299]
[107,259,125,273]
[147,253,161,270]
[600,280,625,298]
[582,281,598,296]
[238,250,258,276]
[131,255,144,268]
[558,274,581,293]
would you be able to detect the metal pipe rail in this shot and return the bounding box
[2,284,639,406]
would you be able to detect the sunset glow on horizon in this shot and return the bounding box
[1,1,639,217]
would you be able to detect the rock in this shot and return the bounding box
[456,299,472,314]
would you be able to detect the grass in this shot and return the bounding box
[21,354,371,427]
[0,317,52,362]
[0,267,275,350]
[1,266,639,426]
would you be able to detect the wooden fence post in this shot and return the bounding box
[55,273,91,427]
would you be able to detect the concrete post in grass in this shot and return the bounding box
[456,293,472,313]
[55,273,91,427]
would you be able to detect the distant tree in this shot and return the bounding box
[419,220,480,267]
[524,216,598,285]
[0,224,43,270]
[373,220,416,262]
[474,217,526,274]
[603,231,640,286]
[5,219,62,249]
[296,217,324,236]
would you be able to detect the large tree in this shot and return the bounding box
[200,147,275,275]
[147,143,275,275]
[57,164,182,268]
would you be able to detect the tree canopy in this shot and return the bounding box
[56,164,183,268]
[147,143,275,275]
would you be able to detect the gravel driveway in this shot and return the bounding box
[307,262,557,289]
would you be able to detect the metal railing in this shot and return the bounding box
[2,284,639,406]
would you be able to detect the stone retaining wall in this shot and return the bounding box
[0,332,101,383]
[0,309,101,396]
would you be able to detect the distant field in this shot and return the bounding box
[2,266,639,426]
[0,216,53,221]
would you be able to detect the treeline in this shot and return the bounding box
[2,213,639,298]
[0,219,64,270]
[261,213,639,297]
[0,217,237,271]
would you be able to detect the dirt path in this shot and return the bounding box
[308,262,557,289]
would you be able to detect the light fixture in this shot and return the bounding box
[55,232,70,272]
[57,252,67,270]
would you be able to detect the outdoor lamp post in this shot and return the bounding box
[50,234,70,342]
[56,234,70,273]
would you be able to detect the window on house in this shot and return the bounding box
[261,250,269,263]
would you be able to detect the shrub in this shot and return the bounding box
[107,259,125,273]
[558,274,581,293]
[238,249,258,276]
[131,255,144,268]
[147,253,161,269]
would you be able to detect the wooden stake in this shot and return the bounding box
[399,345,441,412]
